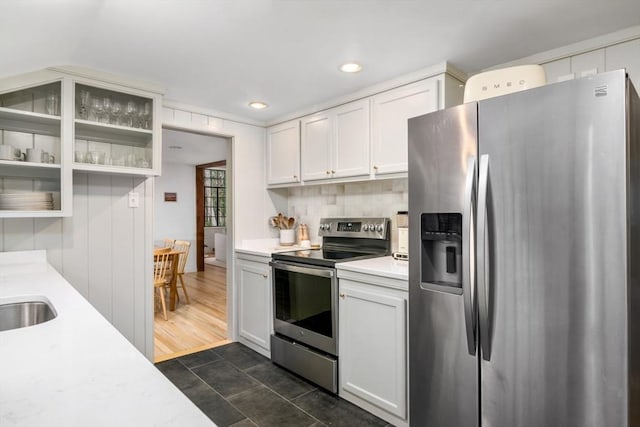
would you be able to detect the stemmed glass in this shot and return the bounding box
[78,90,91,119]
[125,101,137,127]
[103,96,112,124]
[91,97,104,123]
[141,102,152,129]
[111,101,122,126]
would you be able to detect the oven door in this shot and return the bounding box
[270,260,337,355]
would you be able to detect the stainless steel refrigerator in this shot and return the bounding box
[408,69,640,427]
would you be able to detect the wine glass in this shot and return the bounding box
[78,89,91,119]
[91,97,104,123]
[103,96,112,124]
[111,101,122,126]
[141,101,152,129]
[125,101,137,127]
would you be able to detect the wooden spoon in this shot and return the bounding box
[287,217,295,230]
[278,213,284,229]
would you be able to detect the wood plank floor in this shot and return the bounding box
[154,264,229,362]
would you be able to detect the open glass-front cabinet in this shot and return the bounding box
[0,67,163,218]
[72,80,160,175]
[0,72,69,217]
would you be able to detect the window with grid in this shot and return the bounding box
[204,168,226,227]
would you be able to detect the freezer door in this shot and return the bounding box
[408,102,478,427]
[477,70,628,426]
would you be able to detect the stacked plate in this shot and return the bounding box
[0,192,54,210]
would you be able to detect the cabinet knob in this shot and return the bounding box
[373,165,378,171]
[262,274,268,279]
[326,170,331,175]
[339,293,346,299]
[293,175,298,180]
[331,170,335,174]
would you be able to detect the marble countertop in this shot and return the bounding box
[0,250,215,427]
[337,256,409,282]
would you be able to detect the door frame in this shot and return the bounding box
[196,160,227,271]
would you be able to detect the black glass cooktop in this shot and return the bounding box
[272,247,387,268]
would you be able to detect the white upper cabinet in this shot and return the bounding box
[606,38,640,86]
[267,119,300,185]
[267,66,465,188]
[332,100,370,179]
[371,78,439,176]
[72,79,162,176]
[0,71,71,217]
[301,99,370,182]
[301,111,331,181]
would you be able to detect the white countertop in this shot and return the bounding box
[337,256,409,281]
[235,238,315,257]
[0,250,215,427]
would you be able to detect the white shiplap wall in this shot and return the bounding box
[0,172,153,356]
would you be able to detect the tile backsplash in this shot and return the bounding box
[286,178,408,246]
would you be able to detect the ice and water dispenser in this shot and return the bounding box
[420,213,462,289]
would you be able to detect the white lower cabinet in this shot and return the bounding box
[338,271,408,427]
[236,253,272,357]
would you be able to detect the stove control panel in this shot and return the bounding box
[319,217,390,239]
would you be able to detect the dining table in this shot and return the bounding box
[153,247,186,311]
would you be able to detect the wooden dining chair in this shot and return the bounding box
[172,240,191,304]
[163,238,175,248]
[153,248,172,320]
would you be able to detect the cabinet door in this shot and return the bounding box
[571,49,605,78]
[333,99,370,179]
[301,112,332,182]
[371,79,439,175]
[236,259,271,351]
[339,280,407,418]
[267,120,300,185]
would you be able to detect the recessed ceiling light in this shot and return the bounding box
[340,62,363,73]
[249,101,268,110]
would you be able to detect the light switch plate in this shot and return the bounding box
[128,191,139,208]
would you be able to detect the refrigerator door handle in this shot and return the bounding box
[477,154,491,360]
[462,156,477,355]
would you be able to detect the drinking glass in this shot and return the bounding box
[111,101,122,126]
[103,96,112,124]
[78,90,91,119]
[45,92,59,116]
[141,101,152,129]
[74,151,85,163]
[91,97,104,123]
[125,101,137,127]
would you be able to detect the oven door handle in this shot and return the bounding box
[269,260,335,278]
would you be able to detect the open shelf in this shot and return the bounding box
[0,107,61,136]
[75,119,152,146]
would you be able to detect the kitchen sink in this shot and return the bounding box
[0,297,57,332]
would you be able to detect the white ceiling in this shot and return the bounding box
[2,1,640,123]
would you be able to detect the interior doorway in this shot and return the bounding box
[153,128,231,362]
[196,161,227,271]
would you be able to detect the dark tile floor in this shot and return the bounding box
[156,342,392,427]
